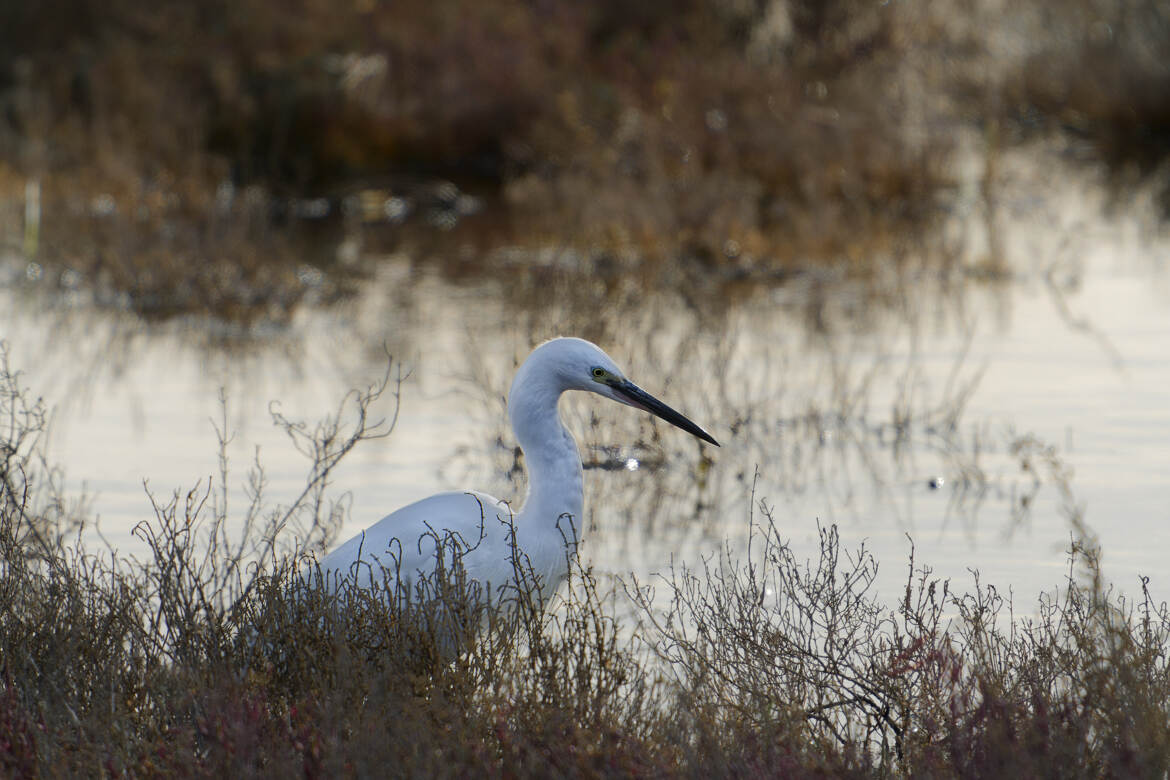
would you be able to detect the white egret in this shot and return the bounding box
[316,337,718,608]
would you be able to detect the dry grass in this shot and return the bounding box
[2,345,1169,776]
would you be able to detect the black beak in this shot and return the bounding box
[612,380,720,447]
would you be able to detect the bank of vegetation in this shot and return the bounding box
[2,349,1168,776]
[0,0,1167,319]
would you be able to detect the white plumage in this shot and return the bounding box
[316,337,718,607]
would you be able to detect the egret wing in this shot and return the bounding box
[317,491,515,595]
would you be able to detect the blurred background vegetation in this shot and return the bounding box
[1,0,1167,320]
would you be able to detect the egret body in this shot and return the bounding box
[317,337,718,607]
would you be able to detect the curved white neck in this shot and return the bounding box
[508,358,584,533]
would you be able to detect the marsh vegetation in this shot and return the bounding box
[3,351,1170,776]
[2,0,1168,321]
[2,0,1170,775]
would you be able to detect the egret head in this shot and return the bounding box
[524,337,719,447]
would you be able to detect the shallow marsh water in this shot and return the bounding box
[2,145,1168,612]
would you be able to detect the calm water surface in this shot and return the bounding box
[3,148,1168,609]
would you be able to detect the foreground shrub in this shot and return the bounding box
[2,347,1169,776]
[632,497,1170,776]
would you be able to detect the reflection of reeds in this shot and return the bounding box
[2,350,1167,774]
[21,179,38,258]
[450,285,1073,550]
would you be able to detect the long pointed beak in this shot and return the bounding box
[611,380,720,447]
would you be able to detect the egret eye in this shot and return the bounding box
[591,367,606,379]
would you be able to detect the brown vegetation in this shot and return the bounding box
[2,348,1168,776]
[1,1,1166,322]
